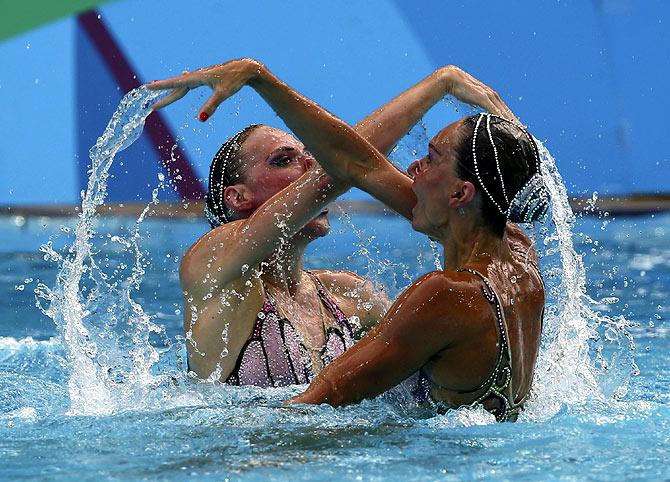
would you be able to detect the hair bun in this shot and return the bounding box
[507,173,550,223]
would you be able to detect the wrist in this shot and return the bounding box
[436,65,456,94]
[246,59,268,87]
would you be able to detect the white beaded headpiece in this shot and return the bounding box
[205,125,260,227]
[471,113,549,223]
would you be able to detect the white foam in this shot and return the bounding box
[0,336,60,351]
[0,406,39,425]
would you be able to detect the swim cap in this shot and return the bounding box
[471,113,549,224]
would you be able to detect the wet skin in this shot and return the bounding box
[290,119,545,408]
[232,127,331,240]
[180,127,387,380]
[148,59,540,397]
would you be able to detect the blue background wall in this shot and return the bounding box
[0,0,668,206]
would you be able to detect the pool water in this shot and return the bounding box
[0,211,668,481]
[1,88,668,480]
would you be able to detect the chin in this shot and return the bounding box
[411,216,428,235]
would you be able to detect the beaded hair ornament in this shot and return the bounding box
[471,113,549,224]
[205,125,260,227]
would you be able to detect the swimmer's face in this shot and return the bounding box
[406,119,475,236]
[237,126,331,238]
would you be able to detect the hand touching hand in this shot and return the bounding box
[441,65,521,125]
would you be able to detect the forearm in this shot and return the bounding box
[354,68,449,156]
[250,65,387,184]
[293,368,347,406]
[290,321,422,407]
[291,349,383,406]
[214,169,345,285]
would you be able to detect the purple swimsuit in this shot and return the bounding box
[225,272,355,387]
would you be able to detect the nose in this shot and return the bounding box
[300,152,316,171]
[407,157,425,178]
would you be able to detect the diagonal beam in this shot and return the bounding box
[77,10,205,199]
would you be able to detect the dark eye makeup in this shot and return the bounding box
[269,155,291,166]
[267,146,312,167]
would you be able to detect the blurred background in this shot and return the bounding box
[1,0,668,214]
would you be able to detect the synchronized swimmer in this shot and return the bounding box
[149,58,548,421]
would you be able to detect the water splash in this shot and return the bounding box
[523,139,636,420]
[35,87,171,416]
[32,83,635,421]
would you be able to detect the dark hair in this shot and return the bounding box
[205,124,262,227]
[455,114,547,236]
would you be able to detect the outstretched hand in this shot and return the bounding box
[442,65,521,125]
[147,58,263,121]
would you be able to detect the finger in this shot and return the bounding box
[150,87,188,110]
[485,94,501,115]
[147,77,188,91]
[147,72,202,91]
[197,93,225,122]
[488,92,507,114]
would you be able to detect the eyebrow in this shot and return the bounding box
[265,146,297,162]
[429,143,442,156]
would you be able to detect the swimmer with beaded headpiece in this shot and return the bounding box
[150,60,547,420]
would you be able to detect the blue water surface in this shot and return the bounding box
[0,211,668,481]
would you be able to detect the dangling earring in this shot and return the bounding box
[458,207,466,216]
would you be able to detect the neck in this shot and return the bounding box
[261,239,308,296]
[437,215,507,271]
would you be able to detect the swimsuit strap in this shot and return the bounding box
[305,271,355,339]
[457,268,522,422]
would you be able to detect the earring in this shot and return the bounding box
[458,207,466,216]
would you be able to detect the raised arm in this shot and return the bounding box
[150,60,518,225]
[354,65,519,155]
[338,65,520,219]
[150,60,368,287]
[251,64,519,221]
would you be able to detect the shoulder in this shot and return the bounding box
[396,270,477,307]
[312,269,367,292]
[390,270,492,336]
[311,269,389,334]
[505,222,530,246]
[369,270,488,352]
[179,221,243,287]
[311,269,387,307]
